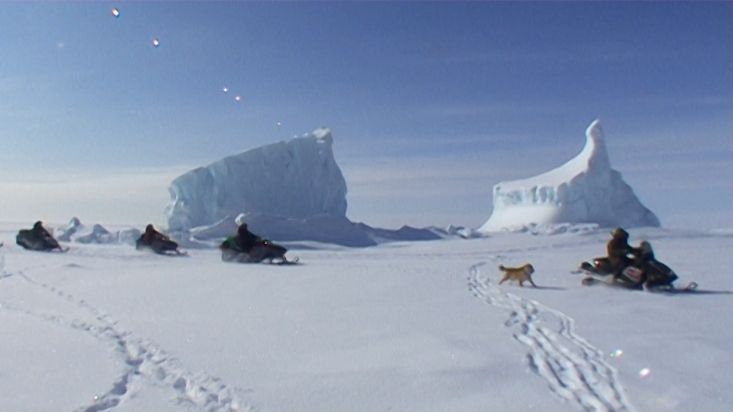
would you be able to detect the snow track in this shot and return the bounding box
[468,262,635,412]
[1,269,257,412]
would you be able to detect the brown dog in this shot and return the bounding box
[498,264,536,287]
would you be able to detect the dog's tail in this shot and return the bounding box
[498,264,506,271]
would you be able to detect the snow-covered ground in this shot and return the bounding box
[1,223,731,412]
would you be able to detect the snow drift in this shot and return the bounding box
[166,129,439,246]
[480,120,660,232]
[1,223,731,412]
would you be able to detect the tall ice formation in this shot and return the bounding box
[166,128,442,246]
[166,128,347,233]
[480,120,660,231]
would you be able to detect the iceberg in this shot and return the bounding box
[166,128,439,247]
[167,128,347,233]
[480,120,660,232]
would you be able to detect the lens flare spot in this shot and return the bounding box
[234,95,242,102]
[639,368,651,378]
[222,87,229,93]
[610,349,624,358]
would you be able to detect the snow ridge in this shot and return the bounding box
[3,270,257,412]
[468,262,635,412]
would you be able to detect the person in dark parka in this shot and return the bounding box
[606,227,636,273]
[137,224,179,254]
[16,221,63,251]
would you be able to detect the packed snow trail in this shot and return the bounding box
[468,262,635,412]
[0,268,257,412]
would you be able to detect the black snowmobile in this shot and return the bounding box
[16,223,66,252]
[220,237,294,264]
[136,237,185,255]
[577,254,691,291]
[136,225,186,256]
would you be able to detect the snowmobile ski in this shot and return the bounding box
[220,239,294,264]
[580,275,699,293]
[166,250,188,257]
[646,281,699,294]
[152,248,188,257]
[271,256,299,265]
[580,276,627,288]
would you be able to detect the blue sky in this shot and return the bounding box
[0,1,730,229]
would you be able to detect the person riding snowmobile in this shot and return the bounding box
[632,241,678,289]
[136,224,180,254]
[606,228,636,272]
[16,221,63,251]
[606,227,646,289]
[580,229,680,290]
[221,223,261,253]
[234,223,261,253]
[220,223,287,263]
[31,220,55,242]
[605,227,646,287]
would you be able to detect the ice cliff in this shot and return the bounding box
[166,128,439,246]
[167,128,347,229]
[480,120,660,232]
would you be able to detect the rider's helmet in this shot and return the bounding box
[611,227,628,238]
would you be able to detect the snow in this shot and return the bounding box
[481,120,661,232]
[1,222,731,412]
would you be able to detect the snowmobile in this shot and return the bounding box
[135,236,186,256]
[577,256,694,292]
[16,229,67,252]
[220,238,295,264]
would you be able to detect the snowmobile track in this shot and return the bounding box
[2,270,257,412]
[468,262,635,412]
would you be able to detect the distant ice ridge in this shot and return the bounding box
[54,217,141,245]
[166,129,441,247]
[480,120,660,232]
[502,223,601,236]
